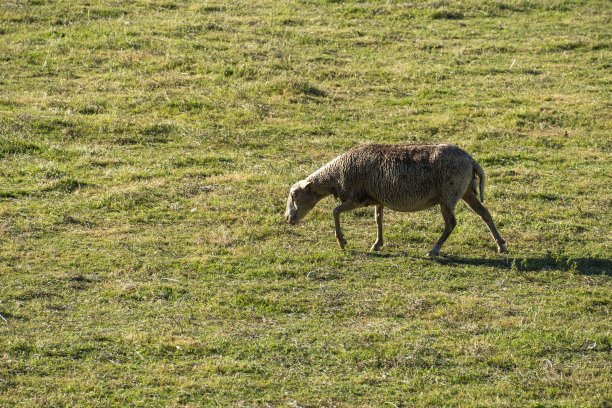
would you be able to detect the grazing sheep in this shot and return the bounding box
[285,143,508,256]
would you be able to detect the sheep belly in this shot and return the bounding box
[372,173,472,212]
[364,172,444,212]
[382,196,441,212]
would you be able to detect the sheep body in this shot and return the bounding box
[285,143,507,256]
[307,143,482,212]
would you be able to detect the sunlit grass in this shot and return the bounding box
[0,0,610,406]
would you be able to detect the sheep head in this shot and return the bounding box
[285,180,319,225]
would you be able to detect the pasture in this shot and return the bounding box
[1,0,610,406]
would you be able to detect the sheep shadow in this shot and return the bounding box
[431,254,611,276]
[366,251,611,276]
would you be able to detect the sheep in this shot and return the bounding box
[284,143,508,256]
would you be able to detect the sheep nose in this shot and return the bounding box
[285,214,295,224]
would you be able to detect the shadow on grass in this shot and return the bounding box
[366,251,611,276]
[434,255,610,276]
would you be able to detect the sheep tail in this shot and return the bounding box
[473,160,486,202]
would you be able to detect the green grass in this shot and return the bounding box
[1,0,610,406]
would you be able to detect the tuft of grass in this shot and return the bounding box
[41,178,88,193]
[0,136,41,157]
[431,9,464,20]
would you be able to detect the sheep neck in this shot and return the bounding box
[306,159,342,200]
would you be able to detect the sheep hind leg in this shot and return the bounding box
[332,201,360,250]
[427,203,457,257]
[462,191,508,254]
[370,205,384,252]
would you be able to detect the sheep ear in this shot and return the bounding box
[303,181,313,190]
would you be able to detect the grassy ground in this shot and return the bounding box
[1,0,610,406]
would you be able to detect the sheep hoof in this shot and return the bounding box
[427,249,440,257]
[370,242,383,252]
[337,237,347,250]
[497,244,509,254]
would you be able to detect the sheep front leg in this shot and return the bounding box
[370,205,384,251]
[333,201,360,249]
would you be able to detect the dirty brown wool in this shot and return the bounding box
[285,143,508,256]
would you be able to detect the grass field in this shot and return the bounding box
[1,0,611,406]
